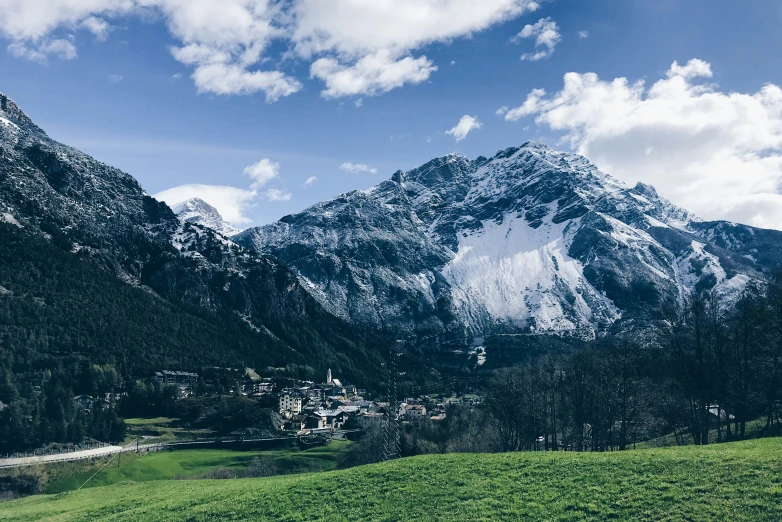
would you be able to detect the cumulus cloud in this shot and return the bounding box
[310,50,436,99]
[578,30,589,39]
[155,157,291,225]
[303,176,318,187]
[295,0,540,97]
[512,17,560,61]
[263,188,291,201]
[446,115,482,142]
[0,0,541,100]
[8,37,77,62]
[154,184,258,225]
[80,16,110,41]
[500,58,782,229]
[340,162,378,174]
[243,158,280,188]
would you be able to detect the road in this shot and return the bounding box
[0,444,129,468]
[0,429,360,469]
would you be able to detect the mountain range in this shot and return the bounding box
[0,92,385,383]
[2,90,782,370]
[235,143,782,342]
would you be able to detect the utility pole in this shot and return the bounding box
[383,342,404,461]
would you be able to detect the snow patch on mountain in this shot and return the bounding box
[237,141,777,340]
[0,116,18,129]
[443,212,620,337]
[172,198,241,237]
[1,211,22,228]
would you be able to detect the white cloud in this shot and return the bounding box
[502,88,546,121]
[501,58,782,229]
[513,17,560,61]
[578,30,589,39]
[0,0,133,40]
[188,63,302,100]
[155,157,292,223]
[80,16,110,41]
[340,162,378,174]
[107,73,123,83]
[154,184,258,225]
[310,50,436,99]
[0,0,543,100]
[263,188,291,202]
[8,37,77,62]
[243,158,279,188]
[446,115,482,142]
[303,176,318,187]
[296,0,541,98]
[667,58,712,79]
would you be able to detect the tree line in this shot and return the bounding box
[484,277,782,451]
[342,276,782,467]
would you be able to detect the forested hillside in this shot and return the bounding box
[0,222,387,452]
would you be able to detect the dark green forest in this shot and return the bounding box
[0,222,388,452]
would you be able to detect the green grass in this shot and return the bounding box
[1,441,350,496]
[122,417,215,445]
[123,417,176,427]
[638,417,771,448]
[4,438,782,521]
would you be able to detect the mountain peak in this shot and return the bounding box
[0,92,40,131]
[172,197,241,237]
[520,139,550,150]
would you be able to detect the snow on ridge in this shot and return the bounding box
[172,198,241,237]
[442,211,619,337]
[1,212,22,228]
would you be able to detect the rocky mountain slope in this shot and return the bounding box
[0,92,386,382]
[173,198,241,237]
[237,142,781,341]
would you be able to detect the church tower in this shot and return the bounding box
[327,368,333,385]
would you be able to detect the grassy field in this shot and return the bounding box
[3,438,782,521]
[637,417,771,448]
[122,417,215,445]
[0,441,350,498]
[45,441,349,493]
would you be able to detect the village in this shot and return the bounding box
[244,368,452,436]
[70,367,468,439]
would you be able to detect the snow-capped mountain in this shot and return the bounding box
[172,198,241,237]
[237,142,782,340]
[0,92,383,367]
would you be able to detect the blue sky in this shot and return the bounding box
[1,0,781,228]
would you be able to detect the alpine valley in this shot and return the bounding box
[2,90,782,376]
[0,92,386,384]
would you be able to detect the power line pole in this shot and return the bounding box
[383,343,404,461]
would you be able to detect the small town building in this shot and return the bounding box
[153,370,198,387]
[405,404,427,420]
[279,391,304,416]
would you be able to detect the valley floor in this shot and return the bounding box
[3,438,781,521]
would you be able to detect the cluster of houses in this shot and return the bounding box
[275,369,449,434]
[153,370,199,397]
[71,366,453,432]
[73,391,126,411]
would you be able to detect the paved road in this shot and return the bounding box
[0,430,359,469]
[0,445,128,468]
[0,436,299,469]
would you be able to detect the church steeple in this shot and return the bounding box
[327,368,333,385]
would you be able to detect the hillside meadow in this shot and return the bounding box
[2,438,781,521]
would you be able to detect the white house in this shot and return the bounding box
[405,404,427,420]
[279,391,304,416]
